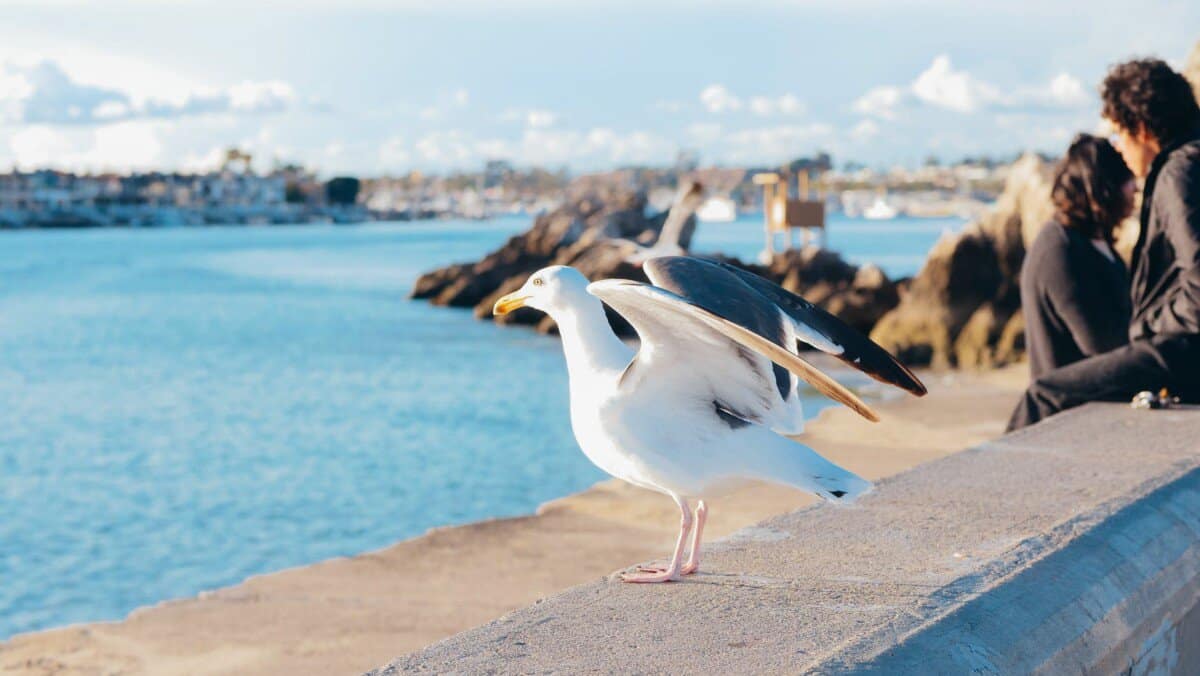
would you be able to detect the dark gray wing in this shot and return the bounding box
[644,256,927,397]
[588,279,879,423]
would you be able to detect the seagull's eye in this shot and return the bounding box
[532,278,543,287]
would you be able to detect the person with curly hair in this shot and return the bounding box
[1008,58,1200,430]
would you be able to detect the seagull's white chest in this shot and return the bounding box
[567,375,660,490]
[565,361,741,497]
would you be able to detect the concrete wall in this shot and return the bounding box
[376,404,1200,675]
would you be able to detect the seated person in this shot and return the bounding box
[1008,58,1200,431]
[1021,134,1134,380]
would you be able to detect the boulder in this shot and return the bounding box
[869,154,1054,369]
[412,179,901,341]
[1186,39,1200,101]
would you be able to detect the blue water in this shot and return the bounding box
[691,213,963,278]
[0,213,963,639]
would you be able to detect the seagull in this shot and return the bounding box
[493,256,925,583]
[624,181,706,263]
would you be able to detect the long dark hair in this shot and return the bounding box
[1051,134,1133,242]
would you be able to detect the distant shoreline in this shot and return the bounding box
[0,211,489,230]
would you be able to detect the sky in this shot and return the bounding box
[0,0,1195,176]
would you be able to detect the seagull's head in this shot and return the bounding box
[493,265,591,317]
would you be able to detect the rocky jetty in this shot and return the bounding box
[411,178,900,337]
[869,154,1054,369]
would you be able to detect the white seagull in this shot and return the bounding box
[493,256,925,582]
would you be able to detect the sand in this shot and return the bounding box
[0,364,1027,675]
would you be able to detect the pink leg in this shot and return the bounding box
[621,496,692,583]
[680,500,707,575]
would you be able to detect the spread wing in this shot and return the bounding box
[646,257,926,397]
[587,256,926,426]
[587,285,879,427]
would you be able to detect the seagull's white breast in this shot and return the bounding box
[566,371,662,492]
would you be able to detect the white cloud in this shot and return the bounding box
[180,145,229,172]
[88,121,164,167]
[0,60,126,124]
[0,59,301,125]
[652,99,686,113]
[911,55,1000,113]
[502,108,558,128]
[852,85,903,119]
[0,43,203,108]
[227,80,296,113]
[685,122,722,142]
[701,85,803,116]
[417,88,471,122]
[525,109,556,128]
[405,126,675,169]
[378,135,410,167]
[92,100,130,120]
[1022,72,1090,108]
[853,55,1092,120]
[9,125,71,166]
[9,119,164,170]
[415,130,475,165]
[849,119,880,142]
[699,84,741,113]
[748,94,805,116]
[716,123,834,163]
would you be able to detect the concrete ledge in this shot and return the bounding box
[374,404,1200,674]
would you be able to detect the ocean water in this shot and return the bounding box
[0,213,963,639]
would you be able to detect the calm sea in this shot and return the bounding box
[0,213,962,639]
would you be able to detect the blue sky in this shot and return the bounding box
[0,0,1195,175]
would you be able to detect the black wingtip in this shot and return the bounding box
[829,490,848,498]
[829,348,927,398]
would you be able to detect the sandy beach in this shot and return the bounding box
[1,362,1027,676]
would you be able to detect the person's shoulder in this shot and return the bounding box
[1160,138,1200,179]
[1027,221,1073,260]
[1023,222,1074,284]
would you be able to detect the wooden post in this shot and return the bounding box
[753,173,781,264]
[798,171,810,247]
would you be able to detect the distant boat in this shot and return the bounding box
[696,196,737,223]
[863,197,898,220]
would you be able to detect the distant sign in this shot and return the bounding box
[785,199,825,229]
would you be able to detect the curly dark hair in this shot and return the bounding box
[1051,134,1133,241]
[1100,58,1200,145]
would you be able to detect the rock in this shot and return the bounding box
[410,262,471,300]
[762,249,898,336]
[414,190,652,309]
[1186,39,1200,101]
[412,178,901,342]
[870,154,1054,369]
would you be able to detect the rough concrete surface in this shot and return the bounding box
[378,404,1200,675]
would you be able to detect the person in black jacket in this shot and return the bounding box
[1008,58,1200,430]
[1022,135,1134,380]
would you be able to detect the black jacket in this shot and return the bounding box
[1129,132,1200,390]
[1022,222,1130,379]
[1131,135,1200,339]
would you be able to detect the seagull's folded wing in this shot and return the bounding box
[645,256,927,397]
[588,278,881,424]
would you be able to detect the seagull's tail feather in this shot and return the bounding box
[810,467,873,504]
[749,433,872,504]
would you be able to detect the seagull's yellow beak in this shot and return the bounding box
[492,292,529,316]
